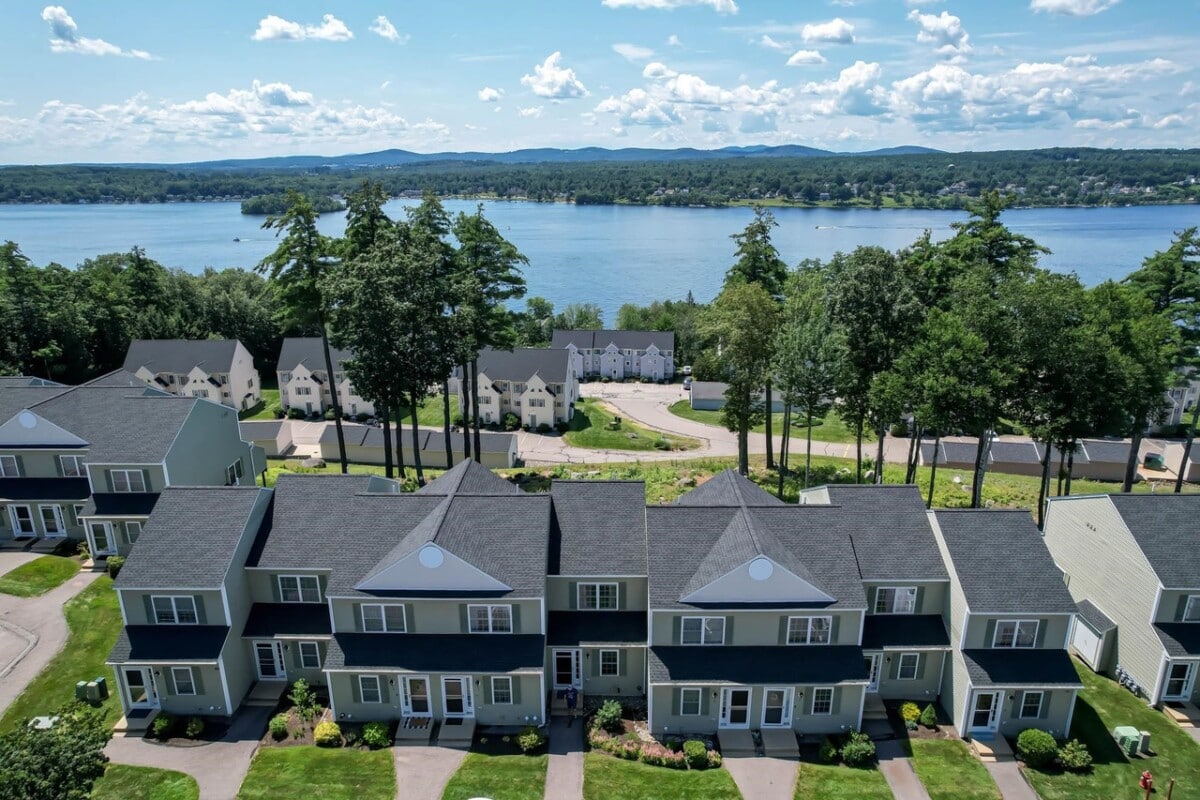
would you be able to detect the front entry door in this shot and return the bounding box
[865,654,882,693]
[254,641,284,680]
[720,688,751,729]
[123,667,159,709]
[762,687,793,727]
[402,676,431,716]
[89,522,118,556]
[970,691,1002,733]
[442,676,474,717]
[1164,662,1197,700]
[553,649,581,688]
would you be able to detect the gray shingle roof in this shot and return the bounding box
[476,347,570,384]
[688,381,727,402]
[861,615,951,650]
[934,509,1078,614]
[919,440,979,466]
[0,376,65,388]
[649,645,868,684]
[419,459,519,496]
[109,625,230,664]
[116,487,268,589]
[325,424,515,455]
[277,337,354,373]
[123,339,242,375]
[960,649,1083,688]
[1078,439,1132,465]
[239,421,284,440]
[242,603,333,637]
[0,478,90,502]
[325,633,545,672]
[0,385,73,425]
[1106,495,1200,588]
[1154,623,1200,658]
[550,480,647,576]
[818,485,949,581]
[547,611,648,646]
[551,330,674,352]
[675,470,783,507]
[1076,600,1116,635]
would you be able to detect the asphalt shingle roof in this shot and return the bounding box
[649,645,868,684]
[0,478,90,502]
[123,339,242,375]
[819,485,949,581]
[549,480,647,576]
[960,649,1083,688]
[934,509,1078,614]
[476,347,571,384]
[674,470,783,507]
[325,424,516,455]
[109,625,229,664]
[419,459,519,496]
[861,615,951,650]
[81,493,159,517]
[1107,494,1200,588]
[277,337,354,373]
[1076,600,1116,635]
[238,421,284,440]
[1154,623,1200,658]
[547,611,648,646]
[551,330,674,352]
[242,603,333,637]
[116,487,268,589]
[325,633,545,672]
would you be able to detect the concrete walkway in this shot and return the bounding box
[393,745,467,800]
[545,716,584,799]
[982,758,1038,800]
[0,551,44,578]
[874,737,932,800]
[105,706,271,800]
[0,566,102,716]
[723,756,800,800]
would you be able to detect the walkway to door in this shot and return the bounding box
[544,715,584,800]
[723,756,800,800]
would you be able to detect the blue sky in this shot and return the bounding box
[0,0,1195,163]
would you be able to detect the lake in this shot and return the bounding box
[1,200,1196,323]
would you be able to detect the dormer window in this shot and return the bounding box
[280,372,292,382]
[111,470,147,493]
[578,582,618,610]
[681,616,725,645]
[994,619,1038,648]
[875,587,917,614]
[1184,595,1200,622]
[278,575,321,603]
[152,595,198,625]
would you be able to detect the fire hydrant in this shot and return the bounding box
[1140,770,1153,791]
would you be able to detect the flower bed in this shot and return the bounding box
[588,723,722,770]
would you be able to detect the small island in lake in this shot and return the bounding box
[240,194,345,215]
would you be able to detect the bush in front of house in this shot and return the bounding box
[361,721,390,749]
[919,704,938,729]
[517,726,546,753]
[269,713,289,740]
[683,739,708,769]
[819,736,840,763]
[1056,739,1093,772]
[105,555,125,579]
[288,678,318,721]
[151,713,175,739]
[536,422,552,434]
[503,413,520,431]
[1016,728,1058,768]
[840,730,877,767]
[185,716,204,739]
[593,699,624,735]
[313,721,342,747]
[273,408,286,419]
[899,701,921,723]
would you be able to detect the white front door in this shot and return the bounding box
[89,522,118,556]
[762,687,793,727]
[123,667,159,710]
[553,649,582,688]
[442,676,474,717]
[865,654,882,693]
[8,505,36,539]
[969,691,1002,733]
[1164,662,1197,700]
[402,676,432,717]
[720,687,751,729]
[38,505,66,538]
[254,641,285,680]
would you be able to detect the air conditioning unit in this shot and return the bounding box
[1139,731,1152,754]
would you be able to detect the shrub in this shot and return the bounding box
[891,419,910,438]
[654,438,670,450]
[355,413,370,423]
[840,731,877,767]
[452,414,465,427]
[555,421,569,433]
[323,409,336,421]
[819,736,840,764]
[273,408,286,419]
[105,555,125,579]
[313,721,342,747]
[185,716,204,739]
[287,407,305,419]
[343,728,359,747]
[1057,739,1093,772]
[503,413,520,431]
[517,726,546,753]
[151,713,175,739]
[919,704,938,729]
[905,719,918,731]
[593,699,624,734]
[289,679,318,721]
[899,702,921,723]
[536,422,552,434]
[683,739,707,769]
[361,721,390,749]
[1016,728,1058,768]
[76,541,91,561]
[269,713,289,740]
[707,750,723,768]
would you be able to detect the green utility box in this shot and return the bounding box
[1113,725,1140,756]
[75,681,88,701]
[93,676,108,699]
[85,681,100,703]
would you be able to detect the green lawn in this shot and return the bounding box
[582,752,741,800]
[237,747,395,800]
[565,398,699,452]
[668,400,860,444]
[909,740,1001,800]
[1022,660,1200,800]
[90,765,199,800]
[793,761,892,799]
[0,554,81,597]
[239,388,281,421]
[241,391,454,426]
[0,575,123,732]
[399,394,457,428]
[262,458,445,489]
[442,753,548,800]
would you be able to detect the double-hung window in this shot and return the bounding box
[8,505,35,536]
[359,675,382,704]
[680,616,725,645]
[1184,595,1200,622]
[59,455,85,477]
[152,595,198,625]
[469,604,513,633]
[298,641,321,669]
[0,455,18,477]
[578,582,618,610]
[38,505,65,536]
[680,687,702,716]
[361,604,406,633]
[897,653,920,680]
[171,667,196,695]
[811,687,834,715]
[993,620,1039,648]
[875,587,917,614]
[491,676,514,704]
[124,521,142,544]
[787,616,832,645]
[278,575,321,603]
[225,460,243,486]
[111,470,147,493]
[1020,691,1044,719]
[599,649,620,676]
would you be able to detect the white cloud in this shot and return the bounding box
[802,18,855,44]
[41,6,152,59]
[595,88,683,126]
[803,60,888,115]
[380,80,391,90]
[613,43,656,61]
[759,35,790,51]
[906,0,944,5]
[1152,113,1185,129]
[1030,0,1119,15]
[908,10,971,57]
[601,0,738,13]
[786,49,827,66]
[369,15,408,43]
[478,87,503,102]
[518,106,544,118]
[252,14,353,42]
[521,52,588,99]
[666,34,683,46]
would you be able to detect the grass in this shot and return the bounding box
[668,400,860,443]
[441,753,548,800]
[239,388,281,421]
[398,394,457,428]
[237,746,395,800]
[793,761,893,800]
[241,391,454,427]
[1022,659,1200,800]
[909,740,1001,800]
[90,765,199,800]
[564,397,700,452]
[0,575,123,732]
[0,554,81,597]
[582,753,741,800]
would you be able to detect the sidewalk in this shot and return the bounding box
[544,716,584,800]
[723,756,800,800]
[392,745,466,800]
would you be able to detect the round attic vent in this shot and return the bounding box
[17,411,37,429]
[418,544,444,569]
[748,557,774,581]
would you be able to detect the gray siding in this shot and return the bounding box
[163,402,253,487]
[862,581,948,616]
[547,577,648,612]
[576,646,646,696]
[962,614,1071,650]
[874,650,946,702]
[649,683,863,736]
[327,671,541,724]
[155,664,227,717]
[650,609,861,647]
[121,589,224,626]
[330,597,543,635]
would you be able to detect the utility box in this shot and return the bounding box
[93,676,108,699]
[1139,731,1152,754]
[85,681,100,703]
[75,681,88,701]
[1113,725,1140,756]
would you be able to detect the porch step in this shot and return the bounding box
[393,715,434,745]
[113,708,158,733]
[862,694,888,721]
[1163,702,1200,728]
[436,717,476,750]
[969,734,1012,764]
[761,728,800,759]
[244,680,287,708]
[717,728,756,757]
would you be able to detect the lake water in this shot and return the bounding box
[2,200,1197,323]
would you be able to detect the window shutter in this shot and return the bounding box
[984,619,996,647]
[915,586,926,614]
[889,656,901,681]
[568,582,578,610]
[618,650,628,677]
[164,669,176,695]
[194,596,207,625]
[14,456,25,477]
[868,586,878,613]
[700,690,710,717]
[193,668,205,695]
[141,469,151,492]
[483,679,493,705]
[672,616,681,644]
[618,583,626,609]
[351,676,361,704]
[379,678,390,705]
[1034,620,1047,648]
[724,616,734,645]
[318,575,328,601]
[459,604,469,633]
[53,457,63,477]
[916,653,927,680]
[1176,596,1189,621]
[512,678,522,705]
[270,578,281,603]
[511,605,522,633]
[353,604,363,632]
[1038,692,1049,720]
[1011,693,1023,720]
[105,471,114,492]
[292,644,303,669]
[832,687,842,716]
[830,616,840,644]
[142,595,154,624]
[405,604,415,633]
[778,617,789,645]
[590,651,599,677]
[671,688,680,716]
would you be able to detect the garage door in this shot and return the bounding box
[1071,620,1102,668]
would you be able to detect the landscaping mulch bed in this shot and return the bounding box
[258,688,332,748]
[473,728,543,756]
[884,700,957,741]
[143,717,231,747]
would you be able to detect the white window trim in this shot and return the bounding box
[72,504,85,526]
[491,676,514,705]
[680,687,702,716]
[152,595,198,625]
[993,619,1039,649]
[59,455,85,477]
[787,616,833,645]
[225,460,243,486]
[0,455,17,477]
[124,521,142,544]
[468,604,513,634]
[359,674,382,704]
[897,652,920,680]
[298,641,321,669]
[111,469,147,493]
[681,616,726,646]
[8,504,35,535]
[1184,595,1200,622]
[361,603,406,633]
[811,687,835,716]
[875,586,918,615]
[278,575,321,604]
[1019,690,1044,719]
[599,649,620,676]
[171,666,196,696]
[38,504,66,536]
[578,582,619,611]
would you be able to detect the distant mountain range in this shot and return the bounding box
[90,144,944,172]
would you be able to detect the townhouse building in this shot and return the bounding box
[551,330,675,381]
[462,348,578,428]
[277,338,376,418]
[123,339,261,411]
